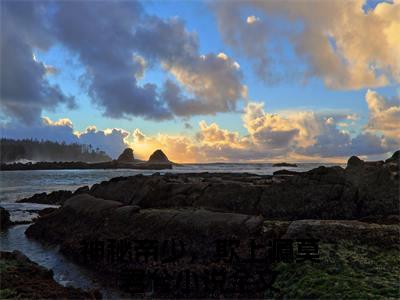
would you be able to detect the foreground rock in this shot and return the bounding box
[270,241,399,298]
[27,194,264,254]
[23,151,400,298]
[0,250,100,299]
[18,151,399,220]
[283,219,399,248]
[0,207,11,230]
[26,194,399,297]
[27,194,267,298]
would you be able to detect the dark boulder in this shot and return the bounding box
[385,150,399,164]
[116,148,134,162]
[38,207,58,217]
[17,190,72,205]
[347,155,364,168]
[0,207,11,230]
[73,185,90,195]
[273,169,301,176]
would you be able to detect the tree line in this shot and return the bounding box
[0,138,111,163]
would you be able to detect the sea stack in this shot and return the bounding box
[147,149,170,164]
[117,148,135,163]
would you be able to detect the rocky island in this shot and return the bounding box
[272,162,298,167]
[0,148,174,171]
[7,151,398,298]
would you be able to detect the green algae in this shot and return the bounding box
[269,241,400,299]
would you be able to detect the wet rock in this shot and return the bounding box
[345,154,399,217]
[17,190,73,205]
[273,169,301,176]
[38,207,58,217]
[257,166,357,220]
[27,203,263,258]
[358,214,400,225]
[385,150,399,164]
[0,250,101,299]
[283,219,399,248]
[73,185,90,195]
[63,194,123,216]
[0,206,11,230]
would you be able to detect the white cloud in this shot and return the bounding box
[128,90,399,162]
[1,117,130,158]
[212,0,400,89]
[365,89,400,138]
[246,15,260,24]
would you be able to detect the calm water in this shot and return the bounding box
[0,162,342,295]
[0,225,122,298]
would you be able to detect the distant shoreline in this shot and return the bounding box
[0,160,173,171]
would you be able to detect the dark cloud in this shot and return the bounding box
[0,1,75,124]
[53,1,172,121]
[1,1,247,125]
[134,18,246,116]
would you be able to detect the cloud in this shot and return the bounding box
[133,18,246,116]
[2,2,249,124]
[0,117,129,158]
[1,92,383,163]
[53,3,246,120]
[77,127,130,159]
[212,0,400,89]
[365,89,400,138]
[0,1,75,124]
[211,3,272,81]
[246,16,260,24]
[128,91,399,162]
[52,1,172,121]
[133,128,146,143]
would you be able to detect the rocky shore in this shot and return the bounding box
[11,151,400,297]
[0,250,100,299]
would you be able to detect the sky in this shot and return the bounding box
[0,0,399,162]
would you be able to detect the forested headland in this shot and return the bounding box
[0,138,111,163]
